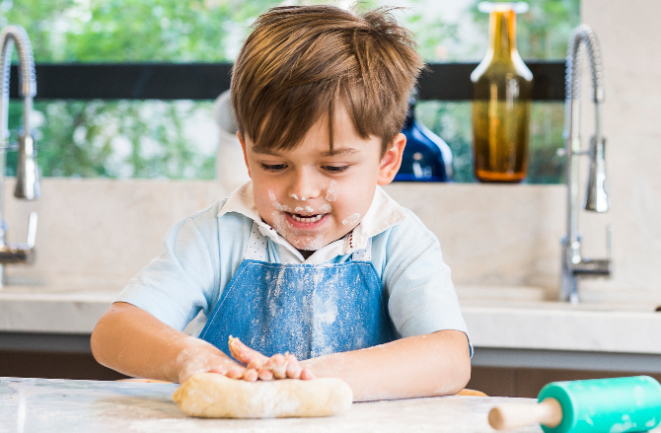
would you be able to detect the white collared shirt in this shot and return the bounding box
[117,181,471,354]
[217,181,407,264]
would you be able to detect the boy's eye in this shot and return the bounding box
[261,163,287,172]
[323,165,349,173]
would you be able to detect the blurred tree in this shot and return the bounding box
[3,0,281,178]
[400,0,459,62]
[420,0,578,183]
[3,0,578,182]
[468,0,581,59]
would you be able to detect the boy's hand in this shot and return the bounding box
[176,338,247,384]
[228,337,316,382]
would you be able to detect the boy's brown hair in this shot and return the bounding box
[230,5,425,156]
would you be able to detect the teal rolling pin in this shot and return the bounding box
[489,376,661,433]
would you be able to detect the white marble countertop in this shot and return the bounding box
[0,285,118,334]
[457,286,661,355]
[0,377,536,433]
[1,285,661,358]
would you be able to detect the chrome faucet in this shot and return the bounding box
[561,24,611,303]
[0,25,40,288]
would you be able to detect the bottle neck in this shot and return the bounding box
[488,9,517,59]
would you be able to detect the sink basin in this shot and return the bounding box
[456,286,661,313]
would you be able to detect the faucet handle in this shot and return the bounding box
[606,224,613,261]
[572,224,613,279]
[26,212,37,249]
[0,212,38,265]
[584,136,609,212]
[14,133,40,200]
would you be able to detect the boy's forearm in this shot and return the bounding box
[300,330,471,401]
[91,302,230,383]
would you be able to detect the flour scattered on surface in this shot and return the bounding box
[2,376,522,433]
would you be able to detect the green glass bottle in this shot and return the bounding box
[471,2,533,183]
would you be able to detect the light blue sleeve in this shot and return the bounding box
[115,203,221,332]
[373,209,472,354]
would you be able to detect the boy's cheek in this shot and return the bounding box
[252,195,277,223]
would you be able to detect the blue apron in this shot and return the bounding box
[199,222,395,360]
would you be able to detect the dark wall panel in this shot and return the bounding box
[11,62,565,101]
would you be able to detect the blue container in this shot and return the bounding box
[395,91,453,182]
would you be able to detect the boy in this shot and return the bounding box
[91,5,471,401]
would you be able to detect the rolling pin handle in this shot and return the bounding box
[489,398,563,431]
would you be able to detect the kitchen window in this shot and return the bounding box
[6,0,578,182]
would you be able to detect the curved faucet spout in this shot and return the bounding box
[0,26,36,132]
[566,25,609,215]
[0,24,40,202]
[0,25,41,289]
[0,25,40,201]
[561,24,611,303]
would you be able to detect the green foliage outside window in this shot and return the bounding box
[415,0,579,183]
[4,0,578,182]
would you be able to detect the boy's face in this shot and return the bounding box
[238,103,405,254]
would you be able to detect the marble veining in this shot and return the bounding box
[0,377,540,433]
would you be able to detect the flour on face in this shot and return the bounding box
[294,234,325,251]
[268,190,293,239]
[342,213,361,226]
[268,189,329,252]
[269,190,292,212]
[325,180,339,202]
[290,193,308,201]
[294,206,315,213]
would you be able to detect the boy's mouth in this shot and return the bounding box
[288,212,327,223]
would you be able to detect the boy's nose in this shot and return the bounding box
[289,168,323,202]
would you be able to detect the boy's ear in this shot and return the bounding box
[377,133,406,185]
[237,131,252,178]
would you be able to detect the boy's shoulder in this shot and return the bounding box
[171,198,256,249]
[367,192,441,273]
[380,206,438,246]
[396,207,430,230]
[369,187,437,244]
[184,197,253,227]
[188,198,227,221]
[369,204,443,283]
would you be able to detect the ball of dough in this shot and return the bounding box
[172,373,353,418]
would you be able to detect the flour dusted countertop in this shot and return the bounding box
[0,377,535,433]
[1,285,661,360]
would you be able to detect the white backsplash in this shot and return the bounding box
[3,0,660,304]
[1,178,658,303]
